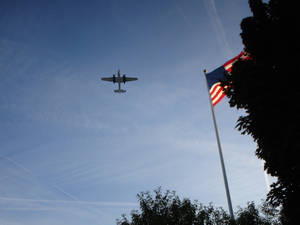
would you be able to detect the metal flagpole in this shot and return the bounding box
[203,69,235,220]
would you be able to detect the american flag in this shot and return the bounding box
[205,52,249,106]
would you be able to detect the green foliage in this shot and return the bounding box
[235,202,281,225]
[222,0,300,224]
[116,188,280,225]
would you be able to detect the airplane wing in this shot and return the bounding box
[101,77,114,82]
[124,77,138,82]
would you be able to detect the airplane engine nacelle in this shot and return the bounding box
[122,75,126,84]
[112,75,116,83]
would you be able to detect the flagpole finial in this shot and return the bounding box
[203,69,207,73]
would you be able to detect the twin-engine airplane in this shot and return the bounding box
[101,69,138,93]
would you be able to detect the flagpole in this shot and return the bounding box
[203,69,235,220]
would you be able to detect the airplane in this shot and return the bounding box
[101,69,138,93]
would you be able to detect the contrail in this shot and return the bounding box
[1,207,65,212]
[0,155,137,223]
[203,0,233,57]
[175,3,192,28]
[52,184,79,201]
[0,156,79,201]
[0,196,138,207]
[1,156,33,175]
[0,156,138,206]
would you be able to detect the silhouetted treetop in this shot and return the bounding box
[222,0,300,224]
[116,188,281,225]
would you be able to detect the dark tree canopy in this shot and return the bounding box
[117,188,233,225]
[116,188,280,225]
[222,0,300,224]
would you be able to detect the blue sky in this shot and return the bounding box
[0,0,271,224]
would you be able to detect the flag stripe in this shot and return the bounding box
[212,92,225,105]
[205,51,250,106]
[210,82,225,106]
[223,52,244,67]
[210,84,223,100]
[223,51,247,73]
[210,82,222,96]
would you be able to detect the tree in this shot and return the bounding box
[235,202,280,225]
[222,0,300,224]
[116,188,280,225]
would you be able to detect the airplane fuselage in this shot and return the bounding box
[112,70,126,93]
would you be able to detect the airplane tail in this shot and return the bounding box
[114,89,126,93]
